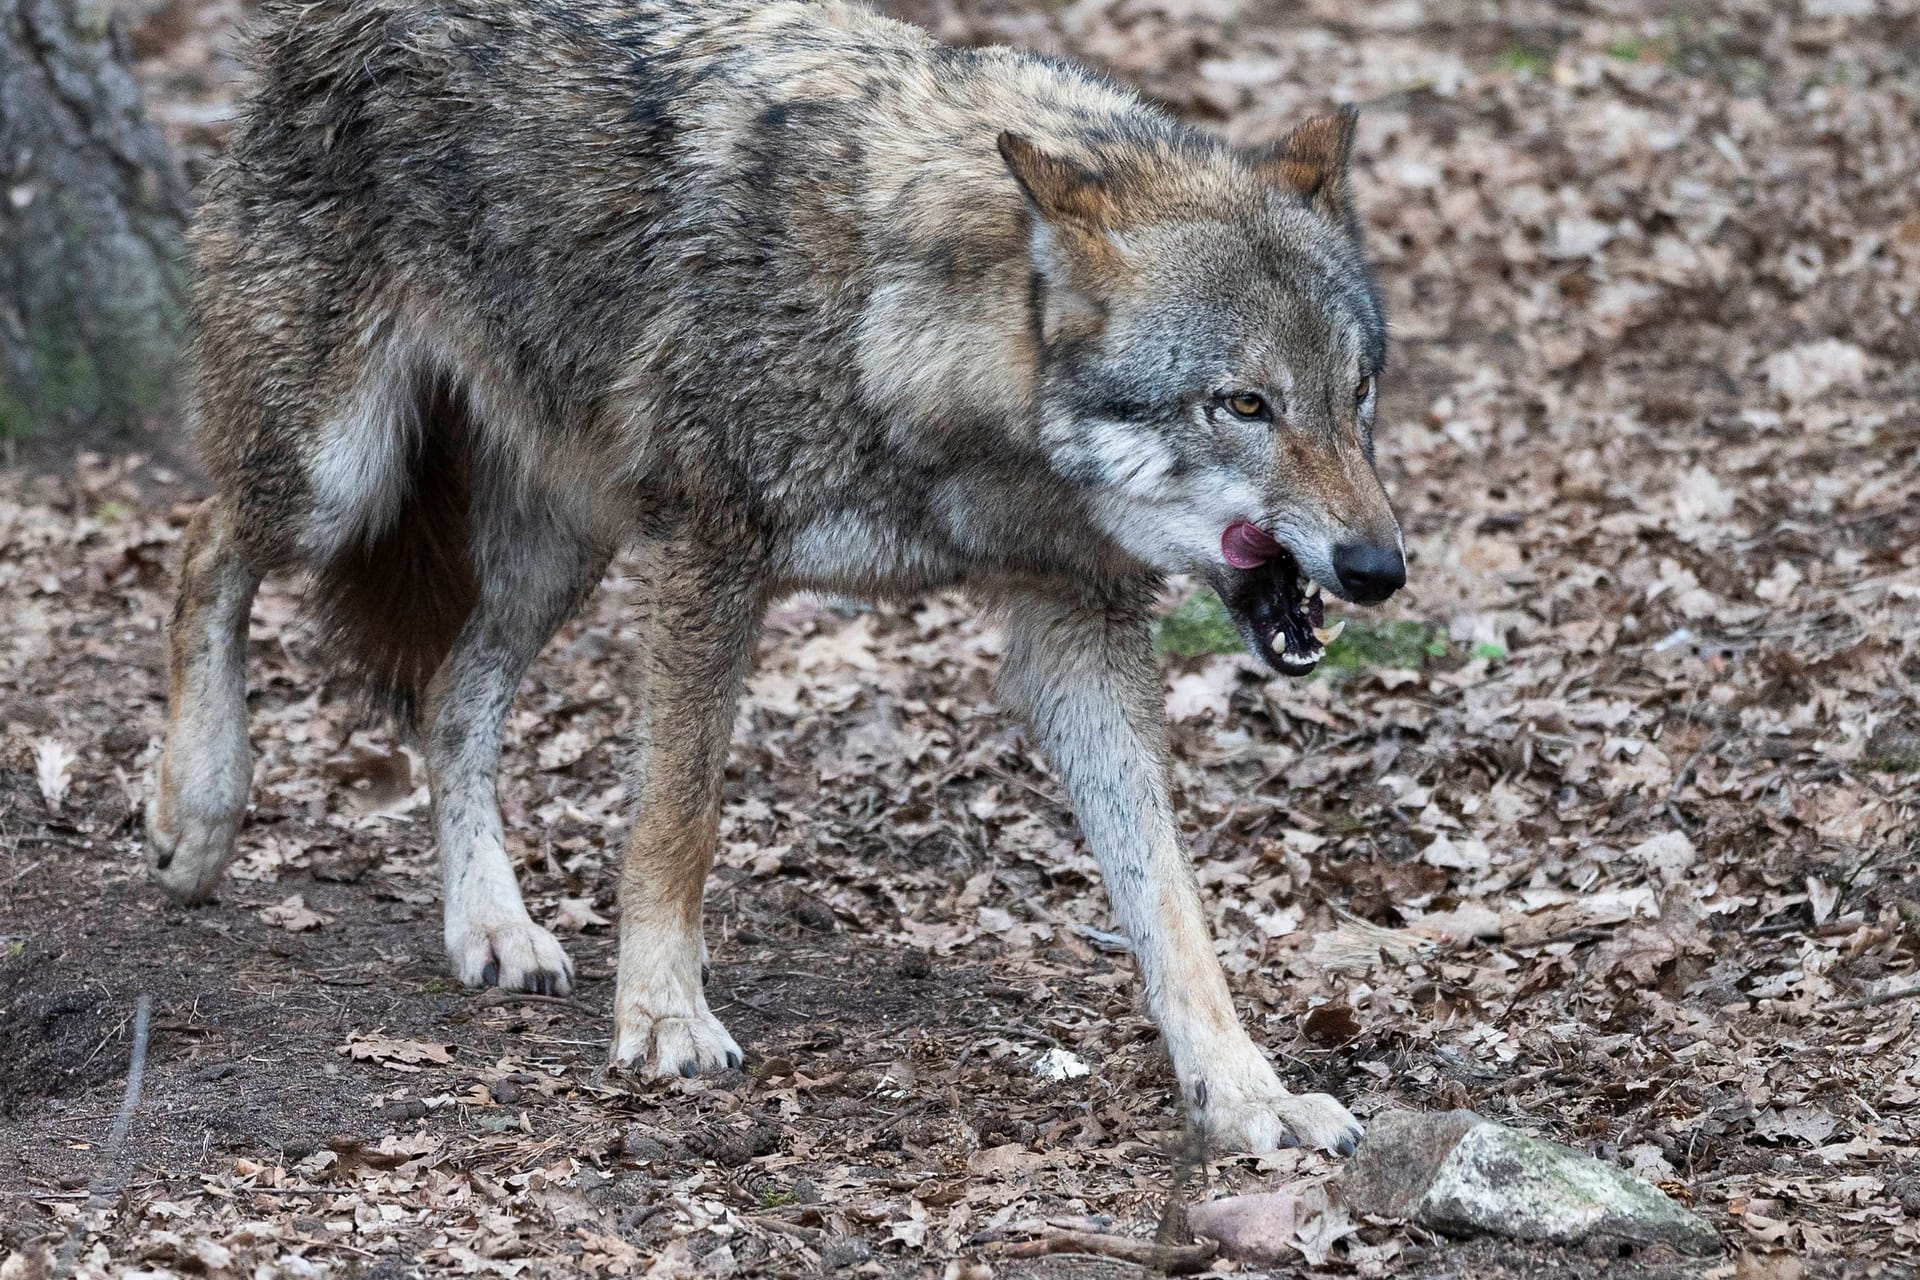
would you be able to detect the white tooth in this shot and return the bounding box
[1312,618,1346,646]
[1306,583,1321,601]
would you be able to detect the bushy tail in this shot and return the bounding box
[309,376,478,728]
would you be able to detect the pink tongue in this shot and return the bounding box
[1222,521,1282,570]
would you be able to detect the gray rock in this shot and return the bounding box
[819,1239,871,1271]
[619,1128,670,1163]
[1337,1109,1719,1257]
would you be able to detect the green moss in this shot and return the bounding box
[760,1190,795,1208]
[1862,727,1920,774]
[1316,618,1450,679]
[4,278,182,439]
[1606,36,1672,62]
[0,385,33,440]
[40,331,104,419]
[1155,591,1465,679]
[1154,589,1243,657]
[1497,44,1552,77]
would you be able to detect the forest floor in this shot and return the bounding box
[3,0,1918,1276]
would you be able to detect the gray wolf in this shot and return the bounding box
[147,0,1404,1155]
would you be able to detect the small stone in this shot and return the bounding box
[312,845,378,884]
[1188,1190,1309,1262]
[1337,1110,1719,1256]
[620,1128,669,1163]
[818,1239,869,1271]
[1864,718,1920,772]
[789,892,837,932]
[488,1079,521,1105]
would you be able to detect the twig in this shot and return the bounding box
[1828,981,1920,1013]
[478,988,587,1009]
[53,994,151,1280]
[5,1182,161,1201]
[757,970,858,985]
[1155,1109,1207,1247]
[877,1097,934,1135]
[997,1230,1217,1273]
[748,1213,823,1243]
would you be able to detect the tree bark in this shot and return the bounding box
[0,0,187,442]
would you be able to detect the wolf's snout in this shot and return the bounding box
[1332,541,1405,604]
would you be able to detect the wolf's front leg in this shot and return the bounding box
[998,585,1362,1155]
[610,539,767,1077]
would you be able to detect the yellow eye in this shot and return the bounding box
[1225,392,1270,421]
[1355,376,1374,405]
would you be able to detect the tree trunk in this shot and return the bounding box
[0,0,187,442]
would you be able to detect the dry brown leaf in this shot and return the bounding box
[341,1032,454,1072]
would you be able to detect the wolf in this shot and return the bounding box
[146,0,1405,1154]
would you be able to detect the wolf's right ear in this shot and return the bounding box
[1255,106,1360,233]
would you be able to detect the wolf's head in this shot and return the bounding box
[1001,110,1402,675]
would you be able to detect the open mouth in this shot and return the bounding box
[1218,522,1341,677]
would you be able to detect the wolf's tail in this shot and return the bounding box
[308,376,479,729]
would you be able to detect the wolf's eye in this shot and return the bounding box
[1354,376,1375,406]
[1223,392,1271,422]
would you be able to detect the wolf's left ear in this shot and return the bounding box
[1255,106,1360,232]
[997,132,1117,231]
[998,131,1125,340]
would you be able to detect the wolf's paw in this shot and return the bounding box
[145,799,243,905]
[1200,1084,1363,1156]
[447,918,574,996]
[611,1004,743,1078]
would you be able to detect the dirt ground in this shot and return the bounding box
[3,0,1917,1276]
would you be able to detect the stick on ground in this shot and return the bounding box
[53,993,152,1280]
[999,1230,1218,1273]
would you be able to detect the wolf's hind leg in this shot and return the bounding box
[424,479,609,995]
[611,534,766,1077]
[148,498,263,902]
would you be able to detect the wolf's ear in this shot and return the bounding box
[998,131,1123,339]
[1255,106,1360,229]
[997,131,1116,230]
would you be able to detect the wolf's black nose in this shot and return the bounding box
[1333,542,1405,604]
